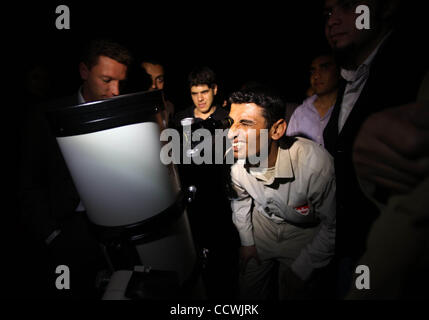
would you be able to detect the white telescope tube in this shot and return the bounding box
[57,121,179,227]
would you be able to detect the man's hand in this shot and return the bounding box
[353,102,429,195]
[239,245,261,274]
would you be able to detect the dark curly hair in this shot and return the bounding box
[228,86,286,129]
[187,66,217,89]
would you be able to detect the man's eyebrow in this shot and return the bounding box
[240,119,256,124]
[323,2,335,11]
[192,89,209,94]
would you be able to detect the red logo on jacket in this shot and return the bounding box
[294,204,310,216]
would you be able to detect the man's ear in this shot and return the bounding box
[270,119,287,141]
[79,62,89,81]
[213,84,218,96]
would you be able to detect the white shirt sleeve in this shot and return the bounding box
[230,166,255,246]
[290,164,337,281]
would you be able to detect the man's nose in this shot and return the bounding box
[111,81,120,96]
[227,122,240,140]
[151,79,157,90]
[313,71,320,80]
[326,9,342,28]
[227,127,235,140]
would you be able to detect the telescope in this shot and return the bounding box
[47,90,202,299]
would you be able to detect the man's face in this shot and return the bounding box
[80,55,127,102]
[142,62,165,90]
[324,0,376,52]
[191,84,218,114]
[310,55,339,96]
[227,103,269,160]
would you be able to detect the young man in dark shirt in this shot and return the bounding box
[174,66,239,299]
[174,66,228,126]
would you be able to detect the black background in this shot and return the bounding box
[17,0,332,107]
[16,1,427,107]
[5,0,429,303]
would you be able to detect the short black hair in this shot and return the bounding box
[141,58,164,67]
[310,49,335,63]
[228,86,286,129]
[81,39,132,69]
[187,66,217,89]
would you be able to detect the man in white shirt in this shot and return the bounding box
[227,86,336,299]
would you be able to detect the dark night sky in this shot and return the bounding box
[14,1,429,109]
[18,1,331,107]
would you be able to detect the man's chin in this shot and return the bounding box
[233,152,243,160]
[91,95,109,102]
[196,105,209,112]
[332,41,349,51]
[233,151,247,161]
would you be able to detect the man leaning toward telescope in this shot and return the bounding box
[227,86,336,299]
[19,39,132,298]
